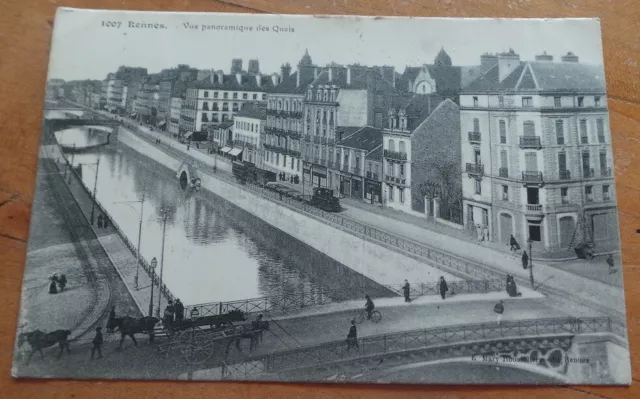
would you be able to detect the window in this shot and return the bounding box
[603,185,611,201]
[580,119,588,144]
[558,152,568,178]
[399,164,404,176]
[585,185,593,202]
[204,91,209,98]
[203,102,209,111]
[555,120,564,144]
[522,97,533,107]
[474,179,481,195]
[561,187,569,204]
[600,151,608,175]
[528,225,541,242]
[262,94,267,100]
[499,120,506,143]
[374,112,383,128]
[242,93,248,100]
[473,96,479,106]
[554,96,561,107]
[222,102,228,111]
[502,185,509,201]
[523,121,535,136]
[233,92,238,99]
[201,113,208,122]
[595,96,601,107]
[498,96,504,107]
[577,96,584,107]
[582,151,591,177]
[388,185,394,201]
[473,118,480,133]
[223,92,228,99]
[283,155,286,166]
[375,164,379,174]
[388,139,395,152]
[399,141,406,153]
[399,188,404,203]
[597,119,605,143]
[214,91,219,98]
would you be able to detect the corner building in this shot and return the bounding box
[460,50,617,252]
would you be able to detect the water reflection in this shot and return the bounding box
[62,127,389,305]
[55,127,112,148]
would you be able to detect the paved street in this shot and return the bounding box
[14,294,575,380]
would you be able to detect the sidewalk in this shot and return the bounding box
[86,109,627,319]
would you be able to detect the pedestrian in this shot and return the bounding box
[91,326,103,359]
[483,225,489,241]
[97,214,104,228]
[107,305,116,333]
[476,224,483,242]
[58,274,67,292]
[346,320,358,351]
[174,298,184,323]
[606,254,616,274]
[48,275,58,294]
[494,300,505,325]
[364,295,375,320]
[163,300,175,329]
[403,279,411,303]
[522,250,529,269]
[103,215,109,228]
[509,234,520,252]
[439,276,448,300]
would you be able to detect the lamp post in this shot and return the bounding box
[113,190,145,289]
[156,207,170,318]
[149,257,157,317]
[527,237,534,288]
[84,158,101,225]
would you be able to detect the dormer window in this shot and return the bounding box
[577,96,584,107]
[594,96,601,107]
[473,96,479,107]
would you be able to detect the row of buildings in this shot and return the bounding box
[55,48,617,253]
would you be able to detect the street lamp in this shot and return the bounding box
[156,207,171,319]
[113,191,145,289]
[527,237,534,288]
[81,159,101,225]
[149,257,157,317]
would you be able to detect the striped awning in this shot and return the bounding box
[220,146,232,154]
[229,147,243,157]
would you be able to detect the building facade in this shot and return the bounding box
[230,103,267,164]
[168,97,183,136]
[460,50,616,252]
[332,126,383,200]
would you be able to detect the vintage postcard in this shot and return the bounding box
[13,8,630,384]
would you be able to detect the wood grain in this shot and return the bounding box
[1,0,639,397]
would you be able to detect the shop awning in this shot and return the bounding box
[220,146,232,154]
[130,113,137,118]
[158,121,166,127]
[184,131,194,139]
[229,147,243,157]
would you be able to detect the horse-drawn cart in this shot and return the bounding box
[156,310,269,365]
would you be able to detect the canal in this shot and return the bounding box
[59,126,389,305]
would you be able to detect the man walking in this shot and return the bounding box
[509,234,520,252]
[521,251,529,270]
[174,299,185,323]
[494,300,505,325]
[346,320,358,351]
[439,276,448,300]
[403,279,411,303]
[91,326,103,360]
[606,254,616,274]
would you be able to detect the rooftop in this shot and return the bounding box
[189,73,277,92]
[365,145,383,162]
[336,126,383,153]
[272,71,313,94]
[235,102,267,120]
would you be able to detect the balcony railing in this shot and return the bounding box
[373,173,379,180]
[583,168,595,178]
[519,136,542,149]
[465,163,484,176]
[468,131,481,143]
[499,167,508,178]
[353,167,361,175]
[384,149,408,161]
[601,167,612,177]
[525,204,543,212]
[522,171,544,184]
[366,171,372,178]
[559,169,571,180]
[341,164,349,172]
[385,175,406,185]
[313,156,320,164]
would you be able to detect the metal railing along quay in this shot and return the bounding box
[221,316,626,379]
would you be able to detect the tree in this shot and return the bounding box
[417,159,463,223]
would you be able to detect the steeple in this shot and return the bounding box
[434,47,452,67]
[299,49,313,67]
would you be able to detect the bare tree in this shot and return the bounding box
[419,159,463,222]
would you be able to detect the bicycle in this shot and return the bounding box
[355,308,381,324]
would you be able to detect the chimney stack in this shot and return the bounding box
[328,67,333,82]
[347,67,351,85]
[281,63,292,80]
[296,71,301,87]
[561,51,579,63]
[236,73,242,85]
[314,67,319,79]
[480,53,499,68]
[497,49,520,82]
[535,51,554,62]
[255,74,261,87]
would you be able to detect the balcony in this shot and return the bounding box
[341,164,350,172]
[313,156,320,164]
[499,167,509,178]
[583,168,595,178]
[328,161,336,169]
[522,171,544,186]
[366,171,372,178]
[384,149,408,161]
[353,166,361,175]
[525,203,545,223]
[468,131,481,144]
[601,167,613,177]
[519,136,542,149]
[465,163,484,177]
[373,173,379,180]
[385,175,407,185]
[559,169,571,180]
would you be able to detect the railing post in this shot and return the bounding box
[219,301,223,315]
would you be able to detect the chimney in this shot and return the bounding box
[328,67,333,82]
[271,73,278,86]
[561,51,579,63]
[216,70,223,85]
[314,67,319,79]
[236,73,242,85]
[347,67,351,85]
[296,71,301,87]
[281,63,292,80]
[535,51,554,62]
[480,53,499,68]
[497,49,520,82]
[255,74,261,87]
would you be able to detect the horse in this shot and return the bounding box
[111,316,159,350]
[232,320,270,353]
[17,329,72,364]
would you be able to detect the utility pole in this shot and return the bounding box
[67,143,76,184]
[135,191,145,290]
[156,208,169,318]
[89,158,100,225]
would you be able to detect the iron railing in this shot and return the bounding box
[559,169,571,180]
[525,204,543,212]
[522,171,543,184]
[468,131,481,143]
[465,163,484,176]
[383,278,502,297]
[498,167,508,178]
[601,167,612,177]
[519,136,542,149]
[221,316,626,379]
[383,149,408,161]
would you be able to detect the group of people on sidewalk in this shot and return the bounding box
[401,276,449,303]
[96,213,110,229]
[48,273,67,294]
[162,299,185,329]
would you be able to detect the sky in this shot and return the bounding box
[48,8,605,81]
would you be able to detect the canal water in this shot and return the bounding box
[55,127,112,148]
[59,126,389,305]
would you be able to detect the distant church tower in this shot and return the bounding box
[434,47,452,67]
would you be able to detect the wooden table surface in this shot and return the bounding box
[1,0,639,397]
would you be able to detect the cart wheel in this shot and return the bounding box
[179,329,205,345]
[355,311,366,324]
[183,338,214,365]
[371,311,382,323]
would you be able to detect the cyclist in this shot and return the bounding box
[364,295,375,320]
